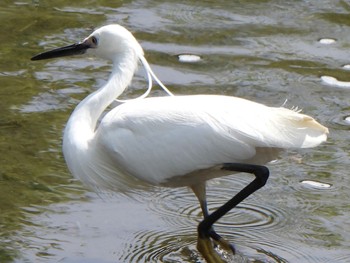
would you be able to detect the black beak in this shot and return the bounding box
[31,42,91,61]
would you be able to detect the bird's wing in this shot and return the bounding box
[95,95,328,184]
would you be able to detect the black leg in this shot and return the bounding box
[197,163,269,253]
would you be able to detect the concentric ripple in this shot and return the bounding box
[217,202,286,230]
[146,175,291,235]
[130,172,350,263]
[139,176,296,262]
[119,229,199,263]
[146,187,203,228]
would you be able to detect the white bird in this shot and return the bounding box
[31,24,329,263]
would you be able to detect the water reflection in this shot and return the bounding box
[1,0,350,262]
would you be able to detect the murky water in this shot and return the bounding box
[1,0,350,262]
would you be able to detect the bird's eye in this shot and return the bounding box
[91,36,98,46]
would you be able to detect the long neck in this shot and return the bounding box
[63,51,138,148]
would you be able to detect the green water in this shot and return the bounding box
[1,1,350,262]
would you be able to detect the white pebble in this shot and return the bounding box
[321,75,350,88]
[342,64,350,70]
[344,116,350,124]
[319,38,336,44]
[301,180,331,189]
[178,54,201,63]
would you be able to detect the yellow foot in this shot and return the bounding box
[197,236,226,263]
[212,235,235,254]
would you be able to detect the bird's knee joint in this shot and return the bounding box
[255,166,269,186]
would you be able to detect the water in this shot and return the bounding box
[1,0,350,262]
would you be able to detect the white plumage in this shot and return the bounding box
[89,95,326,188]
[31,24,328,262]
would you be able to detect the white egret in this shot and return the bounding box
[31,24,328,263]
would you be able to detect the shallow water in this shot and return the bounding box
[1,0,350,262]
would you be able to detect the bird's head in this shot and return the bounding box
[31,24,144,62]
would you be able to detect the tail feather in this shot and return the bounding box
[276,108,328,148]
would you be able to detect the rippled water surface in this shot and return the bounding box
[1,0,350,262]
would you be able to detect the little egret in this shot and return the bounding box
[31,24,328,262]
